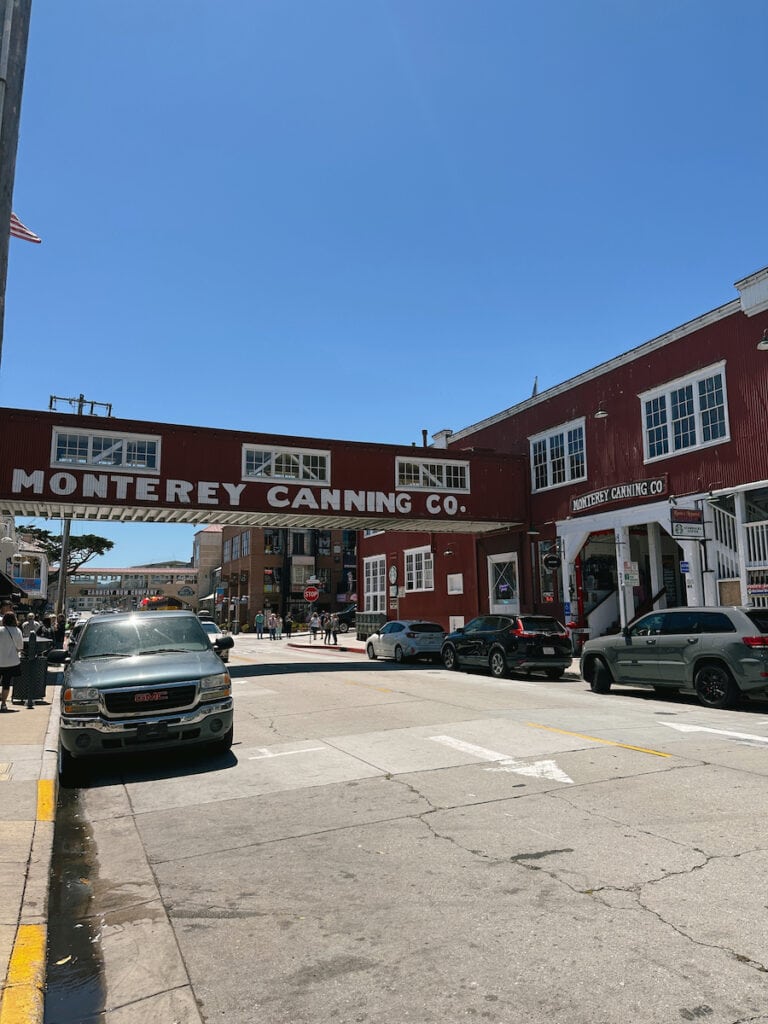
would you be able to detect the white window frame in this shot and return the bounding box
[395,457,470,492]
[404,545,434,592]
[242,444,331,484]
[639,361,730,464]
[51,427,161,474]
[528,418,586,493]
[363,554,386,612]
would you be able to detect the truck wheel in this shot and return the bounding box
[209,725,234,755]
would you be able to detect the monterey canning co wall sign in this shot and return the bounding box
[570,476,668,515]
[0,407,526,533]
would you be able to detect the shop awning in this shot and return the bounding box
[0,569,27,597]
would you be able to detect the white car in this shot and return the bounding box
[366,620,446,664]
[201,620,231,662]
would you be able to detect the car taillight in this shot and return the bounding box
[743,636,768,648]
[509,624,535,638]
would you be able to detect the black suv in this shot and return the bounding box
[441,614,572,680]
[337,604,356,633]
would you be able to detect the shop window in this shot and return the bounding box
[364,555,386,612]
[405,547,434,592]
[640,363,729,463]
[264,530,283,555]
[529,419,586,492]
[263,567,282,593]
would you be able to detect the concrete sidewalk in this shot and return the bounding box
[0,673,60,1024]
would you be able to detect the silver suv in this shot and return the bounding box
[580,606,768,709]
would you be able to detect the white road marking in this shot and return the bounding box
[663,722,768,744]
[430,734,573,784]
[248,746,328,760]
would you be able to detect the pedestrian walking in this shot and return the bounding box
[284,613,293,639]
[0,612,23,711]
[268,612,277,640]
[276,615,283,640]
[53,614,67,648]
[331,613,340,646]
[254,611,264,639]
[323,613,332,645]
[309,611,320,642]
[21,612,40,638]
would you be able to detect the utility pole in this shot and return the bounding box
[54,517,70,617]
[0,0,33,370]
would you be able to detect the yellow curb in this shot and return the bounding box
[36,780,55,823]
[0,924,46,1024]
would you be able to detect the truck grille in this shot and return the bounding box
[104,684,198,716]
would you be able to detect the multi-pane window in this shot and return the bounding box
[223,540,231,563]
[52,429,160,471]
[242,445,330,484]
[395,458,469,492]
[263,567,281,593]
[231,534,240,560]
[364,555,386,612]
[241,532,250,557]
[405,547,434,592]
[529,420,586,492]
[264,530,283,555]
[640,364,728,463]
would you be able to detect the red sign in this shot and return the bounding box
[303,586,319,602]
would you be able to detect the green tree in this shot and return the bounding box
[17,527,114,576]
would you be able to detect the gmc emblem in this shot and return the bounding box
[135,691,168,703]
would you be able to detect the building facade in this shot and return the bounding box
[360,264,768,640]
[67,566,198,613]
[219,526,357,628]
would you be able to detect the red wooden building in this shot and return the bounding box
[359,264,768,641]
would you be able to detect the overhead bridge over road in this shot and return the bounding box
[0,407,526,532]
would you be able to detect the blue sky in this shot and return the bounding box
[4,0,768,568]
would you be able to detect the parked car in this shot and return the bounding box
[580,606,768,709]
[200,619,231,662]
[441,614,572,680]
[48,610,235,782]
[337,604,356,633]
[366,620,446,663]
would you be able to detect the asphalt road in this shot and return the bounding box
[46,636,768,1024]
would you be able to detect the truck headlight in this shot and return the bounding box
[200,671,231,699]
[63,687,100,713]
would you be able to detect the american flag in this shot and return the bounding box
[9,212,42,244]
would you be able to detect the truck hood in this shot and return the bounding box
[65,650,226,690]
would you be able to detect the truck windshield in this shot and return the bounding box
[75,615,210,660]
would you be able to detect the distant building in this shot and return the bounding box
[67,566,198,613]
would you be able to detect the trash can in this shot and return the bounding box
[12,634,54,705]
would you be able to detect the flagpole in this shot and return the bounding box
[0,0,33,370]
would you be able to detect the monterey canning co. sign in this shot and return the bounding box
[0,407,526,532]
[570,476,668,515]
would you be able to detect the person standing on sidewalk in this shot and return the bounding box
[276,614,283,640]
[309,611,320,642]
[0,612,23,712]
[254,610,264,639]
[331,613,340,646]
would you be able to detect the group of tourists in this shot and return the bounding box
[0,602,67,712]
[308,610,340,645]
[253,610,294,640]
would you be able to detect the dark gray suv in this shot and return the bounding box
[580,606,768,709]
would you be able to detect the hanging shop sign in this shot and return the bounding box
[670,507,704,539]
[570,476,668,514]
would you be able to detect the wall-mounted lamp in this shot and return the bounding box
[757,329,768,352]
[594,406,608,420]
[526,529,540,536]
[443,549,454,556]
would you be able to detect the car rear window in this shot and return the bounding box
[519,616,564,633]
[745,610,768,633]
[410,623,444,633]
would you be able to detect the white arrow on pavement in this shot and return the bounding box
[662,722,768,744]
[430,734,573,784]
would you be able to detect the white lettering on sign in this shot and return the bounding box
[11,469,246,508]
[265,487,419,515]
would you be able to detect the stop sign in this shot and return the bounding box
[303,585,319,602]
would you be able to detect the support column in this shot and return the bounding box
[614,526,631,630]
[734,490,750,605]
[647,521,665,609]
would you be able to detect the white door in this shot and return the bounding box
[488,553,520,616]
